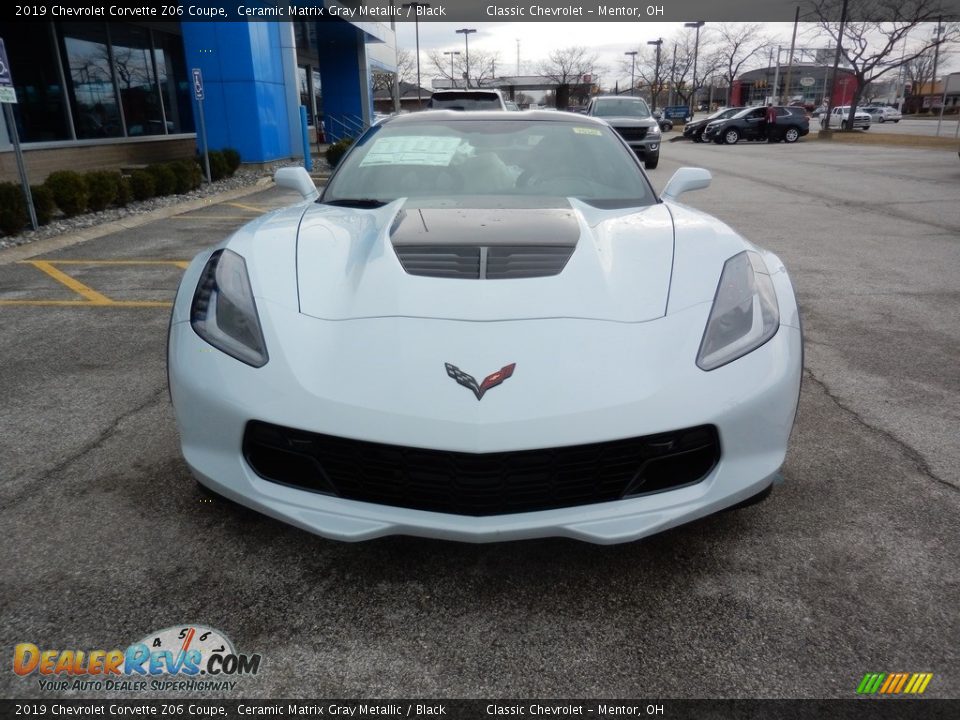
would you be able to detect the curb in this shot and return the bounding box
[0,177,275,266]
[806,131,958,149]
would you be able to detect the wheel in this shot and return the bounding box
[783,127,800,143]
[692,133,703,143]
[878,116,885,123]
[863,125,869,131]
[841,120,849,131]
[645,156,659,170]
[893,119,900,123]
[723,128,740,145]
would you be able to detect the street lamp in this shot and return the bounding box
[647,38,663,111]
[684,21,705,117]
[402,2,431,108]
[444,51,461,88]
[624,51,638,96]
[456,28,477,88]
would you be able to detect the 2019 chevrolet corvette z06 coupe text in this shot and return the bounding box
[168,111,803,544]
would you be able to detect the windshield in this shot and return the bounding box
[322,119,655,209]
[428,92,502,110]
[591,98,652,118]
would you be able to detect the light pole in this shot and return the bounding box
[647,38,663,110]
[624,51,637,96]
[456,28,476,88]
[444,50,461,88]
[402,2,431,109]
[684,21,705,117]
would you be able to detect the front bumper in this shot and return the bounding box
[169,297,802,544]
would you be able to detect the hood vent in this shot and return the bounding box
[395,244,574,280]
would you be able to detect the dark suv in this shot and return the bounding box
[703,106,810,145]
[585,96,661,169]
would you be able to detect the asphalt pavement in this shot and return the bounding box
[1,139,957,700]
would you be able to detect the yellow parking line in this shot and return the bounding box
[39,260,188,266]
[225,202,266,213]
[27,260,113,305]
[0,300,172,307]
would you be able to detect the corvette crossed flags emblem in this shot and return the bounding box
[445,362,516,401]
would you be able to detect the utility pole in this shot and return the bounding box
[648,38,663,110]
[444,50,461,88]
[782,5,800,105]
[402,2,431,109]
[822,0,849,133]
[516,39,520,75]
[668,42,677,107]
[456,28,476,88]
[624,51,637,96]
[684,22,705,117]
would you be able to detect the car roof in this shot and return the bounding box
[591,95,648,102]
[431,89,502,96]
[381,110,608,126]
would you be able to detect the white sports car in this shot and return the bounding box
[168,111,803,544]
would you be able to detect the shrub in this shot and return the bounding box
[45,170,88,217]
[146,163,177,196]
[84,170,119,212]
[0,183,28,236]
[206,150,229,181]
[116,175,132,207]
[222,148,241,175]
[170,160,202,194]
[30,184,56,225]
[325,137,354,168]
[129,170,156,201]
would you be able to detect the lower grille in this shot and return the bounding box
[243,422,720,516]
[614,126,649,141]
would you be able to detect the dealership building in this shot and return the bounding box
[0,8,397,183]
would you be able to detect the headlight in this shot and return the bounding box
[191,249,269,367]
[696,251,779,371]
[648,123,661,135]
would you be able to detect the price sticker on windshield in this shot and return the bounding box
[360,136,462,167]
[573,127,602,136]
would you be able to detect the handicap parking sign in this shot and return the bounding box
[0,37,18,103]
[192,68,204,101]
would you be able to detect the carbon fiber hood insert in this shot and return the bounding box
[391,208,579,280]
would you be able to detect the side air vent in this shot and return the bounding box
[395,245,574,280]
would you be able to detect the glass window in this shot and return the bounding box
[109,23,164,136]
[323,120,655,209]
[313,69,323,124]
[153,30,193,134]
[61,22,123,139]
[0,22,72,142]
[590,98,652,118]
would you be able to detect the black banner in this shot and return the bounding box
[2,700,960,720]
[2,0,959,23]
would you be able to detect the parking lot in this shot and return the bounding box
[1,139,958,698]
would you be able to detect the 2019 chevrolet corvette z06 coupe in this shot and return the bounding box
[168,111,803,544]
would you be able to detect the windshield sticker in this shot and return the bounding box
[359,136,462,167]
[572,127,603,136]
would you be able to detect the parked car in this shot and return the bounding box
[827,106,871,130]
[652,110,673,132]
[427,89,507,111]
[683,107,745,142]
[169,110,802,544]
[703,106,810,144]
[585,95,661,169]
[862,105,901,123]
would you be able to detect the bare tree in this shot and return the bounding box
[429,48,500,88]
[537,46,601,109]
[620,44,669,106]
[708,23,774,106]
[372,48,415,103]
[807,0,960,129]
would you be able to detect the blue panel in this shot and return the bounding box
[182,19,291,163]
[315,20,365,141]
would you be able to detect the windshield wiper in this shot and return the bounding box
[322,198,390,208]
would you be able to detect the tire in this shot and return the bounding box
[841,120,849,131]
[863,125,869,131]
[783,127,800,143]
[692,133,703,143]
[645,155,659,170]
[894,119,900,123]
[724,128,740,145]
[878,116,885,123]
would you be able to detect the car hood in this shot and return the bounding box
[294,199,675,323]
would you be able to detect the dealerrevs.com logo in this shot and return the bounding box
[13,625,261,692]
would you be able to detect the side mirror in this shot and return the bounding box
[274,166,318,201]
[661,167,711,201]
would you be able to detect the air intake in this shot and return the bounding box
[395,244,574,279]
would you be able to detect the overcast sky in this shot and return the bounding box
[394,21,957,90]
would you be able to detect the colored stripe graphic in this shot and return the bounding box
[858,672,933,694]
